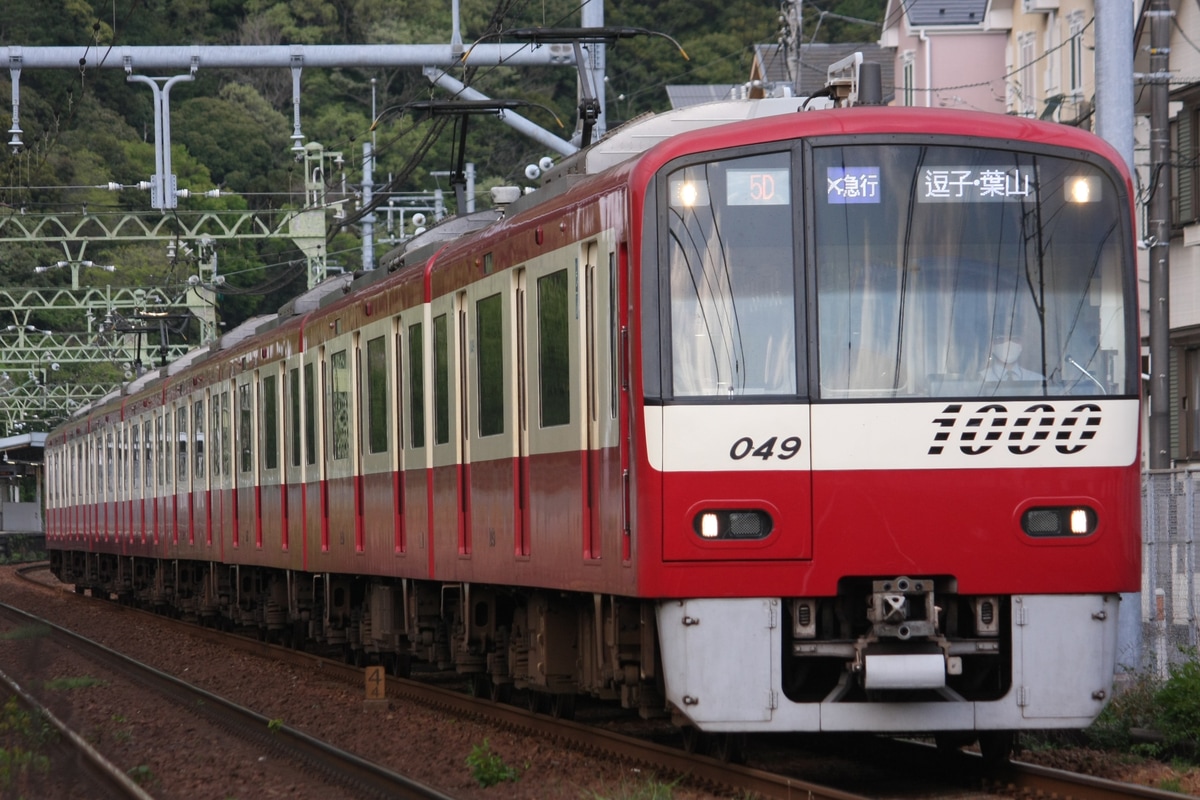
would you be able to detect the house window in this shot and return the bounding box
[1067,11,1085,97]
[1044,27,1058,96]
[1180,348,1200,460]
[902,51,915,107]
[1173,104,1200,226]
[1019,32,1037,117]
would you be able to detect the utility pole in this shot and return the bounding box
[782,0,802,88]
[1094,1,1134,172]
[1148,0,1172,469]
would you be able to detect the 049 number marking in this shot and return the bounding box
[729,436,802,461]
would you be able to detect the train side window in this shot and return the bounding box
[330,349,350,460]
[476,293,504,437]
[609,250,618,420]
[289,367,301,467]
[408,323,425,448]
[117,428,126,498]
[433,315,450,445]
[167,410,175,487]
[105,432,114,500]
[194,400,205,480]
[394,330,405,449]
[263,373,279,470]
[221,389,232,476]
[177,406,189,483]
[304,363,317,465]
[366,335,389,453]
[239,382,253,473]
[211,393,222,478]
[144,420,153,489]
[131,421,140,488]
[538,269,571,427]
[156,415,165,487]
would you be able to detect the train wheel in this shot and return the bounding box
[391,653,412,679]
[711,733,746,764]
[526,691,548,714]
[291,621,306,651]
[681,727,706,755]
[549,693,576,720]
[489,680,512,704]
[934,732,973,754]
[469,674,492,699]
[978,731,1015,767]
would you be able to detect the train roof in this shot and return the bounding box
[378,96,817,267]
[543,96,811,179]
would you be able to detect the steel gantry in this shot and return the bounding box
[1,3,608,433]
[0,204,328,430]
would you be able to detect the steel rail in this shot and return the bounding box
[0,665,154,800]
[0,600,455,800]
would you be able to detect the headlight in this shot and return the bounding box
[1021,506,1097,537]
[693,510,773,541]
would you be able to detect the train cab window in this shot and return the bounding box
[812,144,1133,399]
[330,349,350,460]
[476,293,504,436]
[408,323,425,448]
[433,315,450,445]
[366,336,389,453]
[662,151,798,398]
[538,270,571,426]
[194,400,205,480]
[263,374,279,470]
[239,383,253,473]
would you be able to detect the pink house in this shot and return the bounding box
[880,0,1009,112]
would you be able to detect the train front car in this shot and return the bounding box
[631,109,1140,753]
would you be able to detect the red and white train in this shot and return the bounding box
[46,66,1140,760]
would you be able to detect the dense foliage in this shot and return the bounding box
[1,0,883,334]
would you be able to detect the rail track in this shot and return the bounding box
[0,662,154,799]
[9,563,1192,800]
[0,589,454,799]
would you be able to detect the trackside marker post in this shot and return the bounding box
[364,665,388,710]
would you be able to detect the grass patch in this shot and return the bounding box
[43,676,107,691]
[0,625,51,641]
[0,697,54,791]
[465,739,519,787]
[1086,647,1200,765]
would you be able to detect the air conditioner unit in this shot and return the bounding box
[1022,0,1059,12]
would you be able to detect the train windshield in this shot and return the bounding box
[813,143,1132,400]
[653,141,1133,401]
[665,151,799,397]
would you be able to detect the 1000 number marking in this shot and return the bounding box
[729,436,802,461]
